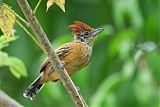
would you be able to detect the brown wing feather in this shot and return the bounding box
[40,58,50,72]
[56,45,72,59]
[40,45,72,73]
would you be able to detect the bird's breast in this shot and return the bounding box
[63,44,92,74]
[47,42,92,81]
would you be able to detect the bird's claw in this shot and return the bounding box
[59,61,65,68]
[76,86,81,95]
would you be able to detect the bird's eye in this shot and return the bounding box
[84,31,90,37]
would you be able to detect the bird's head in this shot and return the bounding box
[69,21,104,46]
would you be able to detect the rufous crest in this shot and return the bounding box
[69,21,94,35]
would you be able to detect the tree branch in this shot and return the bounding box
[0,90,23,107]
[16,0,87,107]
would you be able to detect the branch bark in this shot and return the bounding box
[0,90,23,107]
[16,0,87,107]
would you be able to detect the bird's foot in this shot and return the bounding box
[59,61,65,68]
[76,86,81,95]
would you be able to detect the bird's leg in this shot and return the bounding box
[59,61,65,69]
[76,86,81,95]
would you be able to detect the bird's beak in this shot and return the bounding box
[91,28,104,36]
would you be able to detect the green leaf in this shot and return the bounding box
[0,35,25,78]
[0,51,8,66]
[4,57,27,78]
[0,35,17,50]
[9,66,21,78]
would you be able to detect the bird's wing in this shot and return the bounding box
[40,45,72,72]
[56,45,72,59]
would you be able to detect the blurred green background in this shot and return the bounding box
[0,0,160,107]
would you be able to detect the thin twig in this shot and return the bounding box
[16,20,45,52]
[12,10,29,27]
[16,0,87,107]
[33,0,42,14]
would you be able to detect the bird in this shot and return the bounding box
[23,21,104,100]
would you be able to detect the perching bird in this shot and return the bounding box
[23,21,104,100]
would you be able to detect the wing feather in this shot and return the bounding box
[40,45,72,72]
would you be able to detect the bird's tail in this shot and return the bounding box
[23,76,44,100]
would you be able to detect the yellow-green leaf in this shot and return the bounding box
[46,0,65,12]
[4,57,27,78]
[46,0,54,12]
[0,4,16,39]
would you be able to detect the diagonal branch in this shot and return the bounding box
[0,90,23,107]
[16,0,87,107]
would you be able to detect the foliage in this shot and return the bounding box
[0,0,160,107]
[0,35,27,78]
[0,4,16,39]
[47,0,65,12]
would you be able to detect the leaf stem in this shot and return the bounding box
[33,0,42,14]
[12,10,29,27]
[16,20,45,52]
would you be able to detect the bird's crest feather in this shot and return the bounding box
[69,21,93,35]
